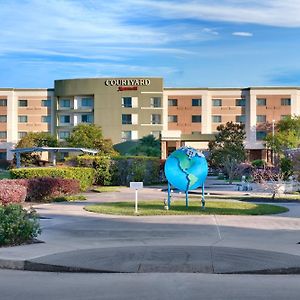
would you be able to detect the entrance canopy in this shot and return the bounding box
[11,147,98,168]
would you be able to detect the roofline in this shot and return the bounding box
[0,88,54,91]
[11,147,98,154]
[55,76,163,82]
[164,86,300,91]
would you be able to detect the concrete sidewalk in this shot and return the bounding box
[0,187,300,274]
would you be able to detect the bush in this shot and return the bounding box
[251,159,265,168]
[110,156,161,185]
[1,178,80,202]
[66,155,111,185]
[0,184,27,205]
[280,157,293,180]
[0,204,41,247]
[10,167,95,191]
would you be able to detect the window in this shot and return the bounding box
[122,97,132,108]
[236,115,245,123]
[122,114,132,124]
[0,131,7,139]
[59,99,71,108]
[168,99,178,106]
[236,98,246,106]
[59,131,70,139]
[212,99,222,106]
[257,98,266,106]
[0,99,7,106]
[281,115,289,120]
[281,98,291,106]
[41,99,51,107]
[0,115,7,123]
[256,131,267,141]
[18,100,28,107]
[151,114,161,124]
[18,132,27,139]
[81,114,93,123]
[0,152,6,159]
[18,115,28,123]
[41,116,51,123]
[192,115,202,123]
[121,131,132,141]
[168,115,178,123]
[192,99,202,106]
[81,97,93,107]
[257,115,266,123]
[212,115,222,123]
[59,115,70,123]
[150,97,161,108]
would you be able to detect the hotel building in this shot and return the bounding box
[0,77,299,161]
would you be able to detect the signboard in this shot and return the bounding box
[105,79,151,86]
[130,182,143,213]
[130,182,143,190]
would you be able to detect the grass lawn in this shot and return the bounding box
[84,200,288,216]
[203,194,300,202]
[92,186,123,193]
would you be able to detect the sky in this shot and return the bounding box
[1,0,300,88]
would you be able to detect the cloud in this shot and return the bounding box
[0,0,218,62]
[129,0,300,28]
[232,32,253,37]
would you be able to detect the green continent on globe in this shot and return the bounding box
[172,150,198,190]
[188,173,198,188]
[172,151,192,171]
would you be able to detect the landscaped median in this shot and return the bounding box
[84,200,288,216]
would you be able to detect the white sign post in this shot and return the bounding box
[130,182,143,213]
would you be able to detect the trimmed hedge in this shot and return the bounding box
[66,155,161,186]
[66,155,111,185]
[0,184,27,206]
[0,204,41,246]
[10,167,95,191]
[1,178,80,202]
[110,156,161,185]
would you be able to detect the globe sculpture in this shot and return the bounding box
[164,146,208,209]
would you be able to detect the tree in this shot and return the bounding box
[252,167,284,200]
[208,121,246,183]
[264,116,300,171]
[66,124,118,156]
[129,134,161,157]
[265,116,300,155]
[15,132,58,165]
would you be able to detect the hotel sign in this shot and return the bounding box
[105,79,151,86]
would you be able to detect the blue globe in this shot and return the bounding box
[164,147,208,192]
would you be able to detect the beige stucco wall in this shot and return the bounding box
[54,78,164,144]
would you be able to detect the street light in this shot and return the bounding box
[272,119,275,164]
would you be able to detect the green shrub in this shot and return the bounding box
[0,204,41,247]
[66,155,111,185]
[251,159,265,168]
[280,157,293,180]
[10,167,95,191]
[111,156,161,185]
[65,155,161,186]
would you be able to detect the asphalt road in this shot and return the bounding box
[1,269,300,300]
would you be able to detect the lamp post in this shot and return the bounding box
[272,119,275,165]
